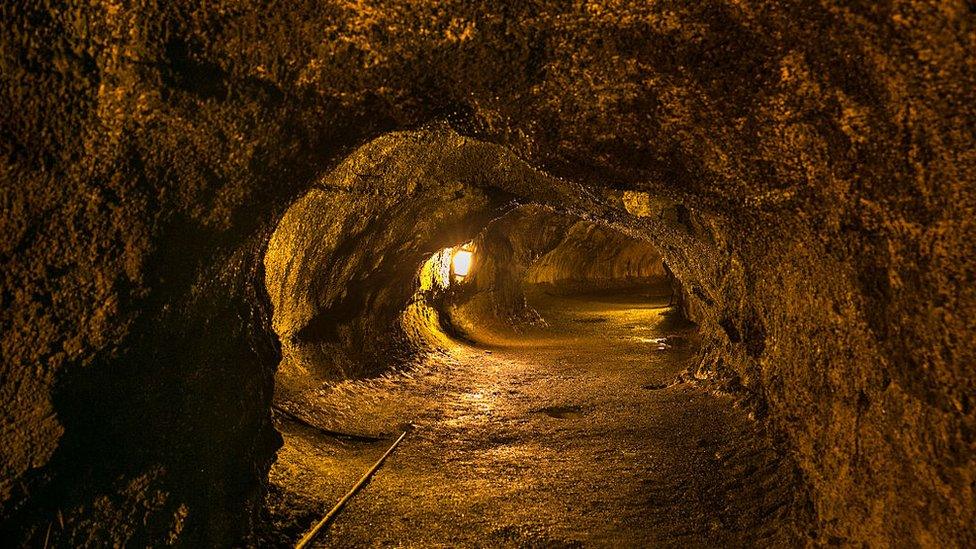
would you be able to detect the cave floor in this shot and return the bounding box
[257,289,806,547]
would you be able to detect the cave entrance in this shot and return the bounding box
[255,129,802,546]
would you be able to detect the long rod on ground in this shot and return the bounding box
[294,428,411,549]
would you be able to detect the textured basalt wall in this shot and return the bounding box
[263,134,501,387]
[523,221,666,289]
[262,133,577,396]
[2,1,973,546]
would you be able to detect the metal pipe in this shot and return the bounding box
[294,427,411,549]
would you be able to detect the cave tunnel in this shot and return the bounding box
[2,2,974,548]
[257,137,755,546]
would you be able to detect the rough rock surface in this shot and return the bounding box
[523,220,666,289]
[443,206,667,339]
[2,1,973,546]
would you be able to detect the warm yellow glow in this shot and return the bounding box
[452,249,473,277]
[419,248,452,290]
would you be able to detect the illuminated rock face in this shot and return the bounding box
[1,2,973,546]
[439,205,669,340]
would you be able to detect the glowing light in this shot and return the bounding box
[452,249,473,278]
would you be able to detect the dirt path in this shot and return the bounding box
[258,289,806,547]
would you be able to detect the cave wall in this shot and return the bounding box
[524,221,666,290]
[2,1,973,546]
[445,205,668,340]
[263,132,541,395]
[264,136,498,386]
